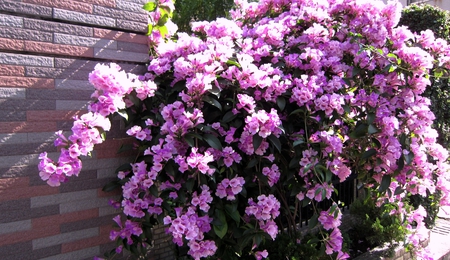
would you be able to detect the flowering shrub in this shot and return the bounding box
[38,0,450,259]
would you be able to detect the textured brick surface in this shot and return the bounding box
[23,0,94,13]
[31,189,98,208]
[94,47,149,62]
[0,65,25,76]
[0,37,24,51]
[0,27,53,42]
[94,28,148,43]
[0,76,54,88]
[0,99,56,111]
[27,89,93,100]
[0,0,154,258]
[53,8,116,27]
[94,5,147,22]
[76,0,116,8]
[0,88,26,99]
[0,142,55,156]
[116,0,147,12]
[116,19,147,33]
[0,121,57,133]
[0,220,31,235]
[25,41,94,57]
[0,53,54,67]
[0,1,53,18]
[26,66,93,80]
[56,100,89,110]
[61,225,111,253]
[24,18,93,37]
[40,246,100,260]
[0,14,23,28]
[32,228,99,249]
[54,33,117,49]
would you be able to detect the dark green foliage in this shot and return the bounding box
[173,0,235,32]
[348,195,407,258]
[399,4,450,152]
[399,4,450,42]
[409,191,441,229]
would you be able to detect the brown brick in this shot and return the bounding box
[0,184,58,202]
[32,208,98,229]
[26,89,93,100]
[23,0,93,13]
[24,41,94,58]
[0,121,57,133]
[0,223,60,246]
[74,0,115,8]
[0,76,54,89]
[60,215,113,233]
[0,177,29,189]
[0,204,59,223]
[95,138,135,159]
[0,65,25,76]
[27,110,87,122]
[23,18,92,37]
[61,224,111,253]
[97,187,121,198]
[93,28,148,44]
[0,27,53,42]
[1,165,40,178]
[0,37,24,51]
[0,142,56,156]
[0,110,26,122]
[0,99,56,111]
[59,171,113,193]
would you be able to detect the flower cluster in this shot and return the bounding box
[39,0,450,259]
[215,177,245,200]
[245,195,280,240]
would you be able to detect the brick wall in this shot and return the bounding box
[0,0,173,259]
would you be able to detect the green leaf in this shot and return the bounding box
[214,209,228,238]
[267,134,281,153]
[155,25,168,38]
[379,175,391,193]
[115,163,132,175]
[253,134,263,151]
[368,124,378,134]
[289,108,305,116]
[142,2,157,12]
[184,134,195,147]
[394,186,404,195]
[149,185,159,197]
[185,178,195,192]
[404,152,414,165]
[117,143,133,154]
[289,157,300,169]
[349,123,368,139]
[222,111,237,123]
[367,113,376,125]
[214,223,228,239]
[309,213,319,228]
[361,149,377,160]
[102,180,120,192]
[208,84,221,97]
[246,158,258,169]
[226,59,241,68]
[225,204,240,224]
[276,96,286,111]
[117,109,129,121]
[203,95,222,111]
[293,139,305,147]
[203,133,222,150]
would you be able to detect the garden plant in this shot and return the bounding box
[38,0,450,259]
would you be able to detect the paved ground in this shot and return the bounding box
[428,206,450,260]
